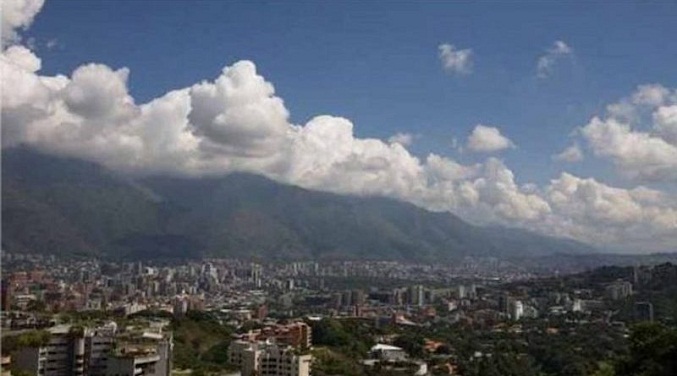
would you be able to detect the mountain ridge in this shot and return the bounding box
[1,147,596,261]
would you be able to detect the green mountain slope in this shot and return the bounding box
[1,148,595,261]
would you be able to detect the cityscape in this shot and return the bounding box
[2,252,677,375]
[2,0,677,375]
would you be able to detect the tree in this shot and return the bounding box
[393,333,425,358]
[26,299,47,312]
[311,319,352,347]
[592,362,616,376]
[615,323,677,376]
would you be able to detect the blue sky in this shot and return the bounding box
[28,1,677,186]
[3,0,676,251]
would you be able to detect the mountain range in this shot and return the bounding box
[1,147,595,261]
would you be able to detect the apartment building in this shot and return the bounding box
[12,325,86,376]
[228,340,311,376]
[11,323,172,376]
[237,322,312,349]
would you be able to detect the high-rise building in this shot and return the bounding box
[457,285,467,299]
[408,285,425,307]
[469,284,478,300]
[0,279,11,310]
[498,293,511,314]
[392,289,404,306]
[341,290,353,307]
[606,281,633,300]
[510,300,524,321]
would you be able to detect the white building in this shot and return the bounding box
[369,344,406,362]
[228,340,311,376]
[511,300,524,321]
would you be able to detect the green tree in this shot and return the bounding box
[592,362,616,376]
[615,323,677,376]
[393,333,425,358]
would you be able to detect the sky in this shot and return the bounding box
[2,0,677,252]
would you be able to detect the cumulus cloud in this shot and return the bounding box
[2,6,676,252]
[438,43,473,75]
[466,125,515,153]
[1,0,45,47]
[387,132,414,146]
[553,143,584,163]
[545,174,677,250]
[537,40,573,78]
[0,48,558,226]
[579,84,677,182]
[2,44,40,71]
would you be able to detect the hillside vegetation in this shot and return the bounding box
[2,147,595,261]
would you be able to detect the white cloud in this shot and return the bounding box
[553,143,584,163]
[654,104,677,145]
[438,43,473,75]
[545,173,677,250]
[537,40,573,78]
[632,84,671,107]
[416,155,552,224]
[0,51,555,230]
[466,125,515,153]
[579,85,677,182]
[469,158,552,221]
[45,38,57,49]
[387,132,414,146]
[2,7,676,252]
[1,0,45,47]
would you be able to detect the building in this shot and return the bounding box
[228,340,312,376]
[2,356,11,376]
[352,289,366,306]
[12,325,86,376]
[605,280,633,300]
[106,338,172,376]
[510,300,524,321]
[258,343,310,376]
[341,290,352,307]
[635,302,654,322]
[498,293,512,315]
[11,323,172,376]
[457,285,467,299]
[255,304,269,321]
[238,322,312,349]
[172,298,188,318]
[579,299,606,312]
[409,285,425,307]
[369,344,407,361]
[84,325,116,376]
[1,279,11,311]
